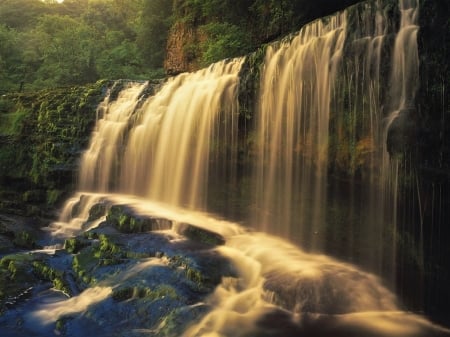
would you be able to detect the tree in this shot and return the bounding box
[137,0,173,69]
[200,22,252,66]
[33,15,97,86]
[0,25,23,91]
[97,31,143,79]
[0,0,47,31]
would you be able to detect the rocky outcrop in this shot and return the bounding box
[164,21,207,75]
[0,81,109,217]
[0,200,233,336]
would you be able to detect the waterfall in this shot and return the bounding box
[50,60,242,238]
[78,59,240,204]
[78,82,148,192]
[251,12,346,249]
[35,1,449,336]
[250,0,420,280]
[120,60,242,209]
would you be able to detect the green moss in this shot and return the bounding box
[0,106,29,135]
[71,234,128,286]
[0,253,40,312]
[55,317,68,335]
[106,205,162,233]
[181,224,225,246]
[87,202,106,221]
[46,189,63,206]
[112,285,179,302]
[64,237,90,254]
[12,231,37,249]
[0,80,109,215]
[32,260,71,294]
[72,249,96,285]
[168,255,205,287]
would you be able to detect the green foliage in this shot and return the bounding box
[0,24,24,92]
[33,15,97,87]
[0,106,28,135]
[137,0,173,69]
[0,0,167,92]
[0,0,364,91]
[0,0,47,31]
[200,23,252,66]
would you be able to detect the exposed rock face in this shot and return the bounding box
[164,21,206,75]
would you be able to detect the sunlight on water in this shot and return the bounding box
[121,59,242,209]
[79,82,147,192]
[252,12,346,246]
[37,2,447,336]
[183,230,449,337]
[30,287,112,325]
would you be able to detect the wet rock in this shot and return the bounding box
[106,205,172,233]
[0,235,14,252]
[176,223,226,246]
[64,237,91,254]
[88,202,107,222]
[387,107,417,156]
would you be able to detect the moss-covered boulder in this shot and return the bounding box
[176,223,225,246]
[106,205,172,233]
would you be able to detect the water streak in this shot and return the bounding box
[252,13,347,249]
[121,59,242,210]
[78,82,147,192]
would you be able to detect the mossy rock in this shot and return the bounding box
[88,202,107,221]
[0,253,42,312]
[32,260,71,295]
[112,285,179,303]
[106,205,172,233]
[64,237,91,254]
[177,223,225,246]
[12,230,37,249]
[71,234,128,286]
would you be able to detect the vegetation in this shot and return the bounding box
[0,0,171,92]
[0,0,364,92]
[0,81,107,216]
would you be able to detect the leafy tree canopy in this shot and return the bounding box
[0,0,363,92]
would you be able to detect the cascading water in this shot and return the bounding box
[79,82,148,192]
[249,0,420,282]
[50,60,242,238]
[120,60,241,209]
[251,12,346,249]
[26,1,450,337]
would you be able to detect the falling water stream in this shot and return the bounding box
[21,0,450,336]
[251,11,346,248]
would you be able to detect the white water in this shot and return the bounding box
[35,1,449,336]
[183,230,449,337]
[248,0,421,283]
[37,196,450,336]
[252,13,346,247]
[120,60,242,209]
[78,82,147,192]
[49,59,242,239]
